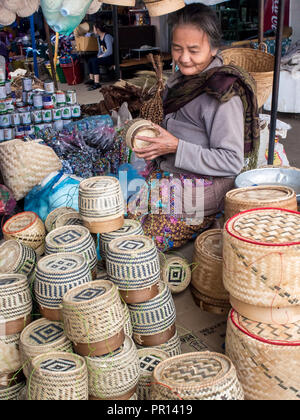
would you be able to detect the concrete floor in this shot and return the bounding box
[62,79,300,355]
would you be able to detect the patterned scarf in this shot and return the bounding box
[163,64,261,171]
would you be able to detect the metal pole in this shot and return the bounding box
[44,16,58,90]
[268,0,285,166]
[112,5,121,80]
[29,14,39,77]
[258,0,265,45]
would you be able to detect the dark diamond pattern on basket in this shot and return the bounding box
[140,355,162,373]
[168,264,185,284]
[46,258,78,271]
[72,287,106,302]
[52,230,81,245]
[30,323,64,345]
[40,358,76,372]
[117,240,145,251]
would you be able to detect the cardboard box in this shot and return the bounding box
[75,36,98,52]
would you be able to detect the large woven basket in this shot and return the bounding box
[144,0,185,17]
[0,382,26,401]
[53,211,83,230]
[27,352,88,400]
[221,46,274,108]
[0,240,36,280]
[79,176,124,234]
[34,253,92,322]
[45,207,76,233]
[0,274,32,336]
[0,139,62,201]
[0,333,22,376]
[226,309,300,400]
[150,352,244,400]
[137,348,169,401]
[62,280,125,357]
[136,329,182,358]
[19,318,72,378]
[86,335,140,400]
[99,219,143,263]
[159,253,191,294]
[16,0,40,17]
[225,186,298,222]
[45,225,98,279]
[3,211,46,256]
[106,235,160,304]
[192,229,230,315]
[224,208,300,323]
[128,282,176,346]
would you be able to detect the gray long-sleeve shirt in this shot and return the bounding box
[158,56,245,178]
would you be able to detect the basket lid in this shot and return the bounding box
[45,207,76,232]
[138,348,169,376]
[100,219,143,241]
[37,253,87,275]
[195,229,223,259]
[3,212,41,235]
[226,208,300,246]
[0,273,27,288]
[46,225,91,248]
[63,280,114,304]
[20,318,66,347]
[108,235,156,255]
[230,309,300,346]
[226,185,296,204]
[32,352,84,374]
[79,176,121,193]
[54,212,83,229]
[0,240,22,273]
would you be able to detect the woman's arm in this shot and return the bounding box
[100,34,113,58]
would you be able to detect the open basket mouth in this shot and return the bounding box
[3,212,39,235]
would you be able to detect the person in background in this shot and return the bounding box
[85,23,114,91]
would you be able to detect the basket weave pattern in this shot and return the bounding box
[136,330,182,357]
[0,333,22,375]
[0,274,32,323]
[0,240,36,279]
[0,382,26,401]
[159,253,191,294]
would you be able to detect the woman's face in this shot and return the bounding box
[172,25,217,76]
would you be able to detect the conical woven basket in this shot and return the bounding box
[137,348,169,400]
[123,119,159,150]
[17,0,40,17]
[150,352,244,400]
[136,329,182,357]
[45,225,98,279]
[0,240,36,280]
[144,0,185,17]
[128,282,176,346]
[0,8,16,26]
[226,309,300,401]
[19,318,73,379]
[225,186,297,222]
[221,46,274,108]
[223,208,300,322]
[45,207,76,233]
[0,274,32,336]
[27,352,88,400]
[192,229,230,314]
[0,333,22,376]
[0,139,62,201]
[99,219,143,263]
[34,253,92,321]
[79,176,124,234]
[86,335,140,400]
[0,382,26,401]
[159,253,191,294]
[62,280,125,357]
[3,212,46,256]
[106,235,160,304]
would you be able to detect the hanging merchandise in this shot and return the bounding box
[0,8,16,26]
[87,0,102,15]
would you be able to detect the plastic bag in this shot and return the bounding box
[24,170,82,221]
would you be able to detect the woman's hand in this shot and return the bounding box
[133,123,179,161]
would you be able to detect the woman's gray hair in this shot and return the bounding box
[169,3,223,50]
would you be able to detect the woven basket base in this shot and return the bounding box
[89,386,137,401]
[191,286,231,316]
[39,306,62,322]
[119,283,159,304]
[73,329,125,357]
[230,296,300,325]
[83,215,124,234]
[0,315,31,336]
[133,323,176,347]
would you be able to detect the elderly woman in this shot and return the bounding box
[128,3,260,252]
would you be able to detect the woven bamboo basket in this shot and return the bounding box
[45,207,76,233]
[128,282,176,346]
[0,240,36,280]
[137,348,169,401]
[87,0,101,15]
[123,302,133,337]
[221,46,274,108]
[86,335,140,400]
[136,329,182,357]
[16,0,40,17]
[79,176,125,234]
[0,274,32,336]
[102,0,135,6]
[53,211,98,247]
[62,280,125,357]
[159,253,191,294]
[144,0,185,17]
[45,225,98,279]
[34,253,92,322]
[20,318,73,379]
[224,208,300,323]
[192,229,230,314]
[99,219,143,263]
[123,119,160,150]
[106,235,160,304]
[3,212,46,256]
[225,186,298,222]
[0,139,62,201]
[226,309,300,400]
[0,382,26,401]
[3,0,22,12]
[150,352,244,400]
[0,8,16,26]
[0,333,22,376]
[27,352,88,400]
[17,385,28,401]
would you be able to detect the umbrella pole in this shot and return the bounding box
[268,0,285,165]
[258,0,264,44]
[44,16,58,90]
[112,5,121,80]
[29,14,39,78]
